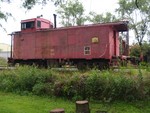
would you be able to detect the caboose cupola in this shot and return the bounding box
[21,18,53,32]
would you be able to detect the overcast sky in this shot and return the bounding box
[0,0,121,45]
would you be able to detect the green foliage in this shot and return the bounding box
[22,0,37,9]
[0,12,6,20]
[87,12,117,24]
[18,0,65,9]
[116,0,150,46]
[0,66,150,102]
[0,70,16,92]
[0,66,56,95]
[130,43,141,57]
[0,57,7,66]
[0,0,64,23]
[130,42,150,63]
[0,10,12,30]
[84,69,143,101]
[56,0,86,26]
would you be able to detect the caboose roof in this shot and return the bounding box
[70,21,129,32]
[108,21,128,31]
[39,21,129,32]
[16,19,128,33]
[21,18,51,24]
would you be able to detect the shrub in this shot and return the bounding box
[0,66,150,101]
[0,66,55,95]
[0,57,7,66]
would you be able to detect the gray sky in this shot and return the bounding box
[0,0,120,44]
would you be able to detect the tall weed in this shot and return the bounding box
[0,65,150,101]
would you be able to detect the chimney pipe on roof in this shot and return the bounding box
[37,15,43,18]
[53,14,57,28]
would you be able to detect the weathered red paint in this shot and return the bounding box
[12,18,128,65]
[21,18,53,33]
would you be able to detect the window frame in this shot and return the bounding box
[37,21,41,28]
[21,21,35,30]
[84,46,91,55]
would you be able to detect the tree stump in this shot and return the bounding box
[50,108,65,113]
[76,100,90,113]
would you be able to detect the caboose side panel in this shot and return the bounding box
[49,29,68,59]
[34,26,110,60]
[13,34,20,59]
[13,25,111,60]
[60,25,110,59]
[13,33,36,60]
[34,30,67,59]
[115,31,120,56]
[67,29,78,58]
[109,29,120,59]
[23,34,35,59]
[35,32,49,59]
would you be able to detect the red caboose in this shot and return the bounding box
[9,17,129,69]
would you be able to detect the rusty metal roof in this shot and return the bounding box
[55,21,129,32]
[85,21,129,32]
[110,21,129,31]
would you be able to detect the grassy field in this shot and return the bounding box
[0,92,150,113]
[0,92,75,113]
[0,65,150,113]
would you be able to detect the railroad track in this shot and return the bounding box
[0,66,15,70]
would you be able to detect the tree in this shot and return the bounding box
[116,0,150,47]
[130,41,150,62]
[130,43,141,57]
[0,0,10,20]
[0,0,65,30]
[56,0,85,26]
[22,0,65,9]
[0,0,12,30]
[0,0,64,20]
[87,12,117,24]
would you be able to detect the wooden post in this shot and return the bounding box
[76,100,90,113]
[50,108,65,113]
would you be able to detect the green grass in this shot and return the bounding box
[0,57,7,66]
[0,92,75,113]
[0,92,150,113]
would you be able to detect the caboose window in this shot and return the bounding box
[84,46,91,55]
[37,21,41,28]
[21,21,35,30]
[21,23,26,30]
